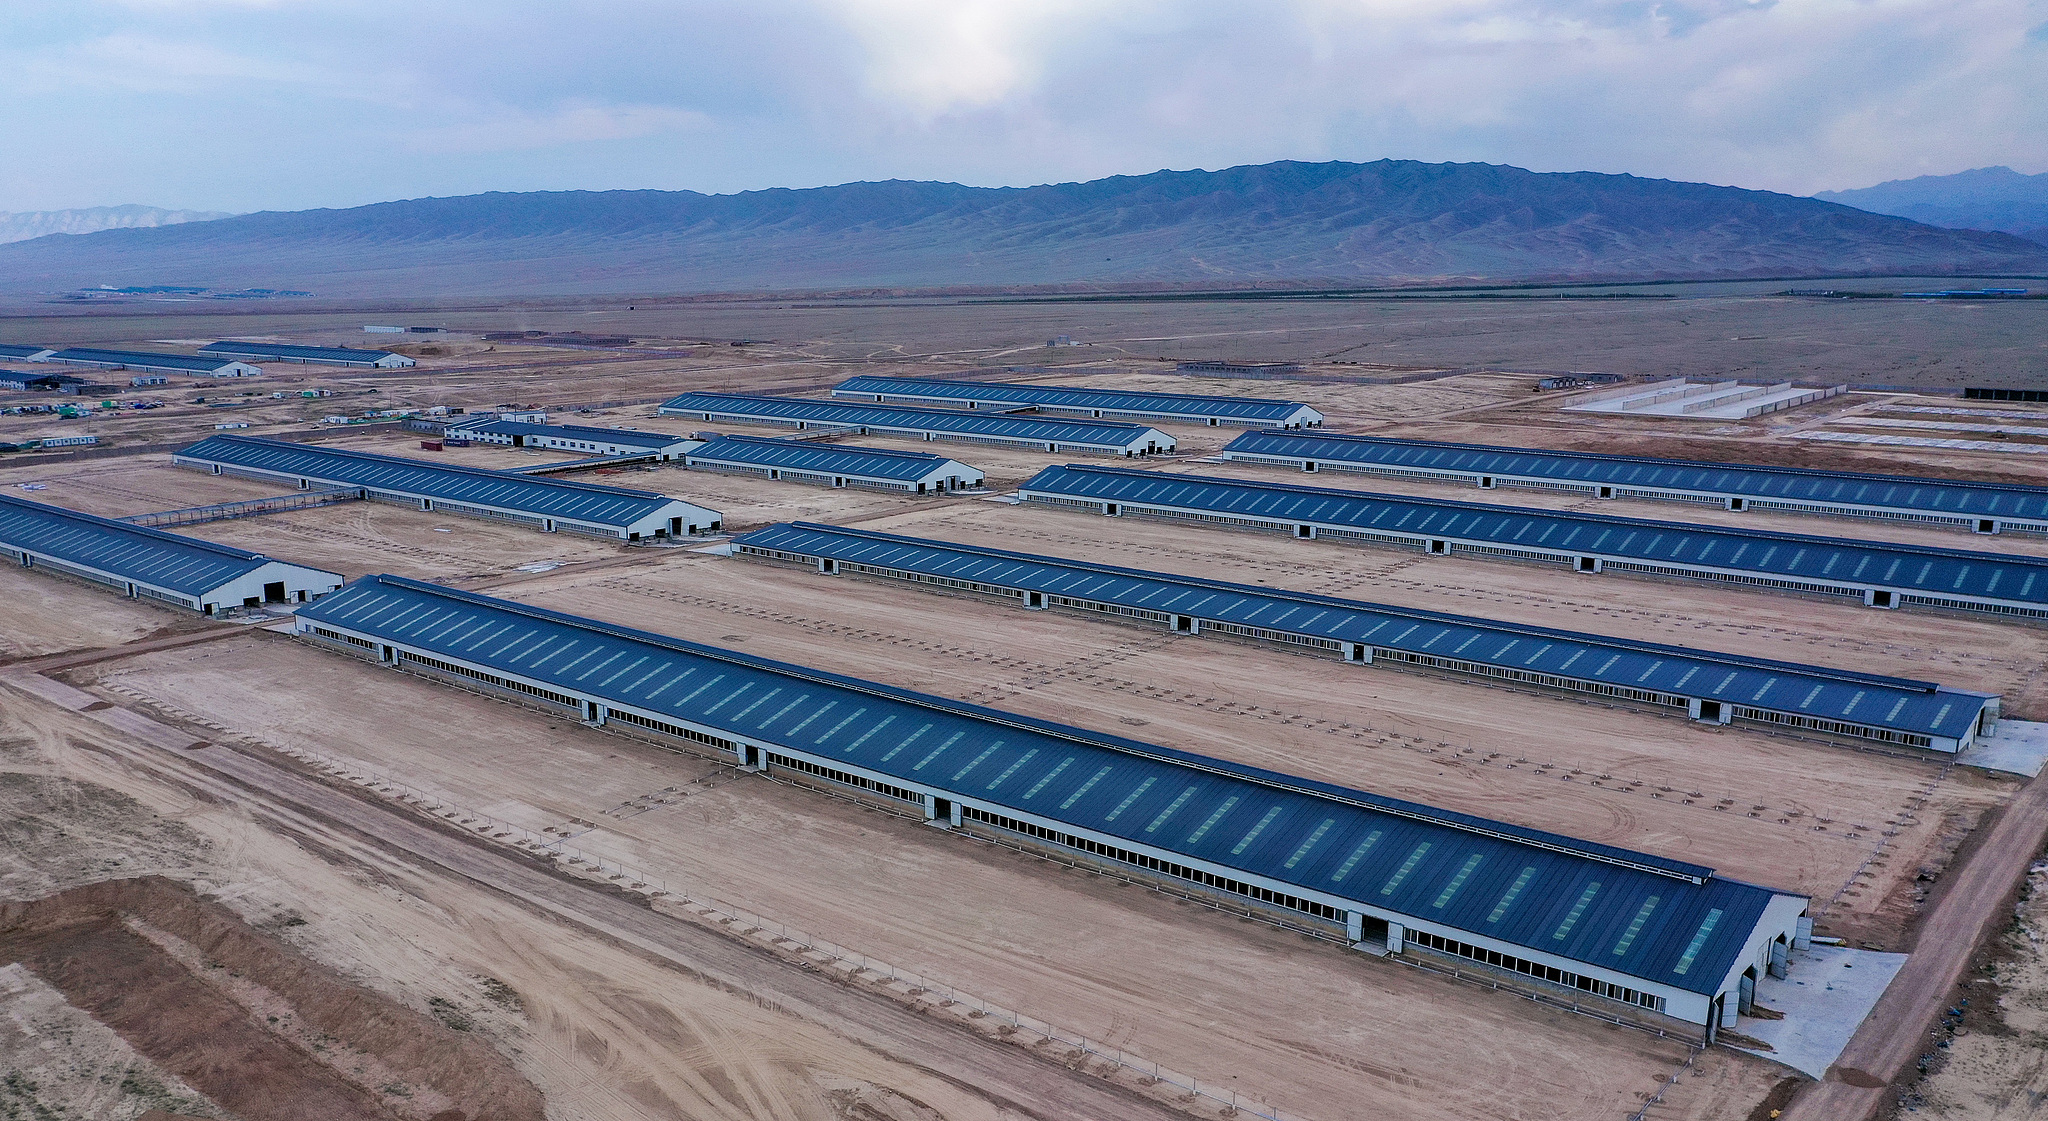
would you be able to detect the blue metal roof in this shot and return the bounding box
[0,344,50,359]
[199,341,398,364]
[1019,465,2048,608]
[1222,431,2048,523]
[0,493,306,595]
[463,421,690,451]
[833,376,1316,422]
[658,393,1167,448]
[44,348,248,372]
[735,522,1988,742]
[175,434,689,529]
[300,573,1787,994]
[689,435,978,482]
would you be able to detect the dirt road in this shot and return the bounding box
[0,671,1197,1121]
[1784,772,2048,1121]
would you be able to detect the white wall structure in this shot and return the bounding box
[299,574,1812,1042]
[1,493,343,614]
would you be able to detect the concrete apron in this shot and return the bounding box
[1958,719,2048,778]
[1729,945,1909,1079]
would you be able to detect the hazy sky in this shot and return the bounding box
[2,0,2042,214]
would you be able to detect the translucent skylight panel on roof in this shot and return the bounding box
[1225,431,2048,522]
[299,575,1799,993]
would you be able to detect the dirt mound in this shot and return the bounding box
[0,876,545,1121]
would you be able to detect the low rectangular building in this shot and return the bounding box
[685,434,983,493]
[830,375,1323,428]
[1221,430,2048,536]
[297,573,1809,1039]
[173,433,721,541]
[658,392,1174,456]
[737,521,1998,751]
[199,341,414,368]
[447,419,699,460]
[0,371,88,392]
[40,348,261,378]
[1016,464,2048,623]
[1176,361,1303,377]
[1,493,342,613]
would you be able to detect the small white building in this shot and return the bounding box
[448,419,700,461]
[2,493,344,614]
[685,434,983,493]
[40,348,261,378]
[199,341,414,369]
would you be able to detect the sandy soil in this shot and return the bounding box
[1895,857,2048,1118]
[1195,456,2048,560]
[0,454,296,516]
[79,632,1786,1121]
[173,500,636,583]
[0,563,209,663]
[7,296,2046,1120]
[854,500,2048,718]
[5,277,2042,389]
[0,687,1025,1121]
[2,877,545,1121]
[0,962,224,1120]
[472,550,2006,951]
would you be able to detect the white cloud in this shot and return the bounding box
[821,0,1109,116]
[403,102,712,155]
[19,32,315,90]
[0,0,2038,211]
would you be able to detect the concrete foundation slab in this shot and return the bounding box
[1730,945,1908,1079]
[1958,719,2048,778]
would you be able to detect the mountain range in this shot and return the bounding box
[0,204,236,246]
[0,161,2041,298]
[1817,167,2048,247]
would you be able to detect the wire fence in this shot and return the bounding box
[263,740,1310,1121]
[130,653,1703,1090]
[1625,1047,1701,1121]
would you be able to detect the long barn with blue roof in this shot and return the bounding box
[2,493,342,613]
[734,521,1999,751]
[444,418,700,460]
[296,573,1809,1038]
[1017,464,2048,623]
[173,433,721,541]
[831,375,1324,429]
[686,434,984,493]
[200,340,415,369]
[657,392,1174,456]
[1221,430,2048,536]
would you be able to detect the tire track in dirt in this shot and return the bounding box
[571,574,1892,852]
[1,672,1214,1121]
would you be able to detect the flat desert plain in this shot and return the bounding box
[5,293,2047,1121]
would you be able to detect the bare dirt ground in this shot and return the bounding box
[1782,775,2048,1121]
[0,682,1047,1121]
[1889,854,2048,1119]
[180,500,635,583]
[0,454,300,516]
[69,631,1785,1121]
[461,549,2008,952]
[1,876,546,1121]
[4,274,2043,390]
[0,563,210,663]
[1193,455,2048,560]
[0,961,224,1121]
[856,500,2048,720]
[6,293,2047,1120]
